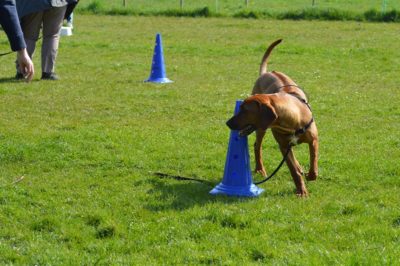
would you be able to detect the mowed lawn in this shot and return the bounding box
[79,0,400,14]
[0,15,399,264]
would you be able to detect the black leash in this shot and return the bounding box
[0,51,13,57]
[254,144,292,185]
[153,84,314,187]
[153,172,213,186]
[0,36,42,57]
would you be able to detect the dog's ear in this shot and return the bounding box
[259,103,277,130]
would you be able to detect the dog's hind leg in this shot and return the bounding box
[254,129,267,176]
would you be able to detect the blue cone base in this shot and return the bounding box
[210,182,264,197]
[210,100,264,198]
[145,77,173,83]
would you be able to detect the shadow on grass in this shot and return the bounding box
[0,77,18,84]
[0,77,44,84]
[142,172,256,211]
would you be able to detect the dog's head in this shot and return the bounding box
[226,95,277,136]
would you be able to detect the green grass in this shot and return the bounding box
[0,15,400,264]
[78,0,400,14]
[77,0,400,22]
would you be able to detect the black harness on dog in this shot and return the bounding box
[288,92,314,136]
[254,85,315,185]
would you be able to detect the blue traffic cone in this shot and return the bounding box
[210,100,264,197]
[146,33,173,83]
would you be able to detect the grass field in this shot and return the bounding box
[78,0,400,14]
[0,14,400,264]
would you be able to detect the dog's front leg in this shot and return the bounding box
[306,138,319,181]
[254,129,267,176]
[280,144,308,197]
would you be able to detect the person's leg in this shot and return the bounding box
[66,13,73,27]
[16,12,43,77]
[41,6,67,79]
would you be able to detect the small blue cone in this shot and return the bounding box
[146,33,173,83]
[210,100,264,197]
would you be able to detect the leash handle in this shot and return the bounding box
[254,144,292,185]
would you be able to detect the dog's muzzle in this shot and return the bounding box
[226,117,256,136]
[239,125,256,136]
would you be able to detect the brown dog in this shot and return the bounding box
[226,39,318,197]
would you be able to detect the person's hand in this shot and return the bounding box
[16,48,34,82]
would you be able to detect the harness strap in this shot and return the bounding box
[284,88,314,137]
[295,117,314,136]
[254,84,315,185]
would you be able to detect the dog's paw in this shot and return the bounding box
[296,189,309,198]
[254,168,267,177]
[306,171,318,181]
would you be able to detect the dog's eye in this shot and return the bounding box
[242,105,250,113]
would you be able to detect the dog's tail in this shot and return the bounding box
[259,39,282,76]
